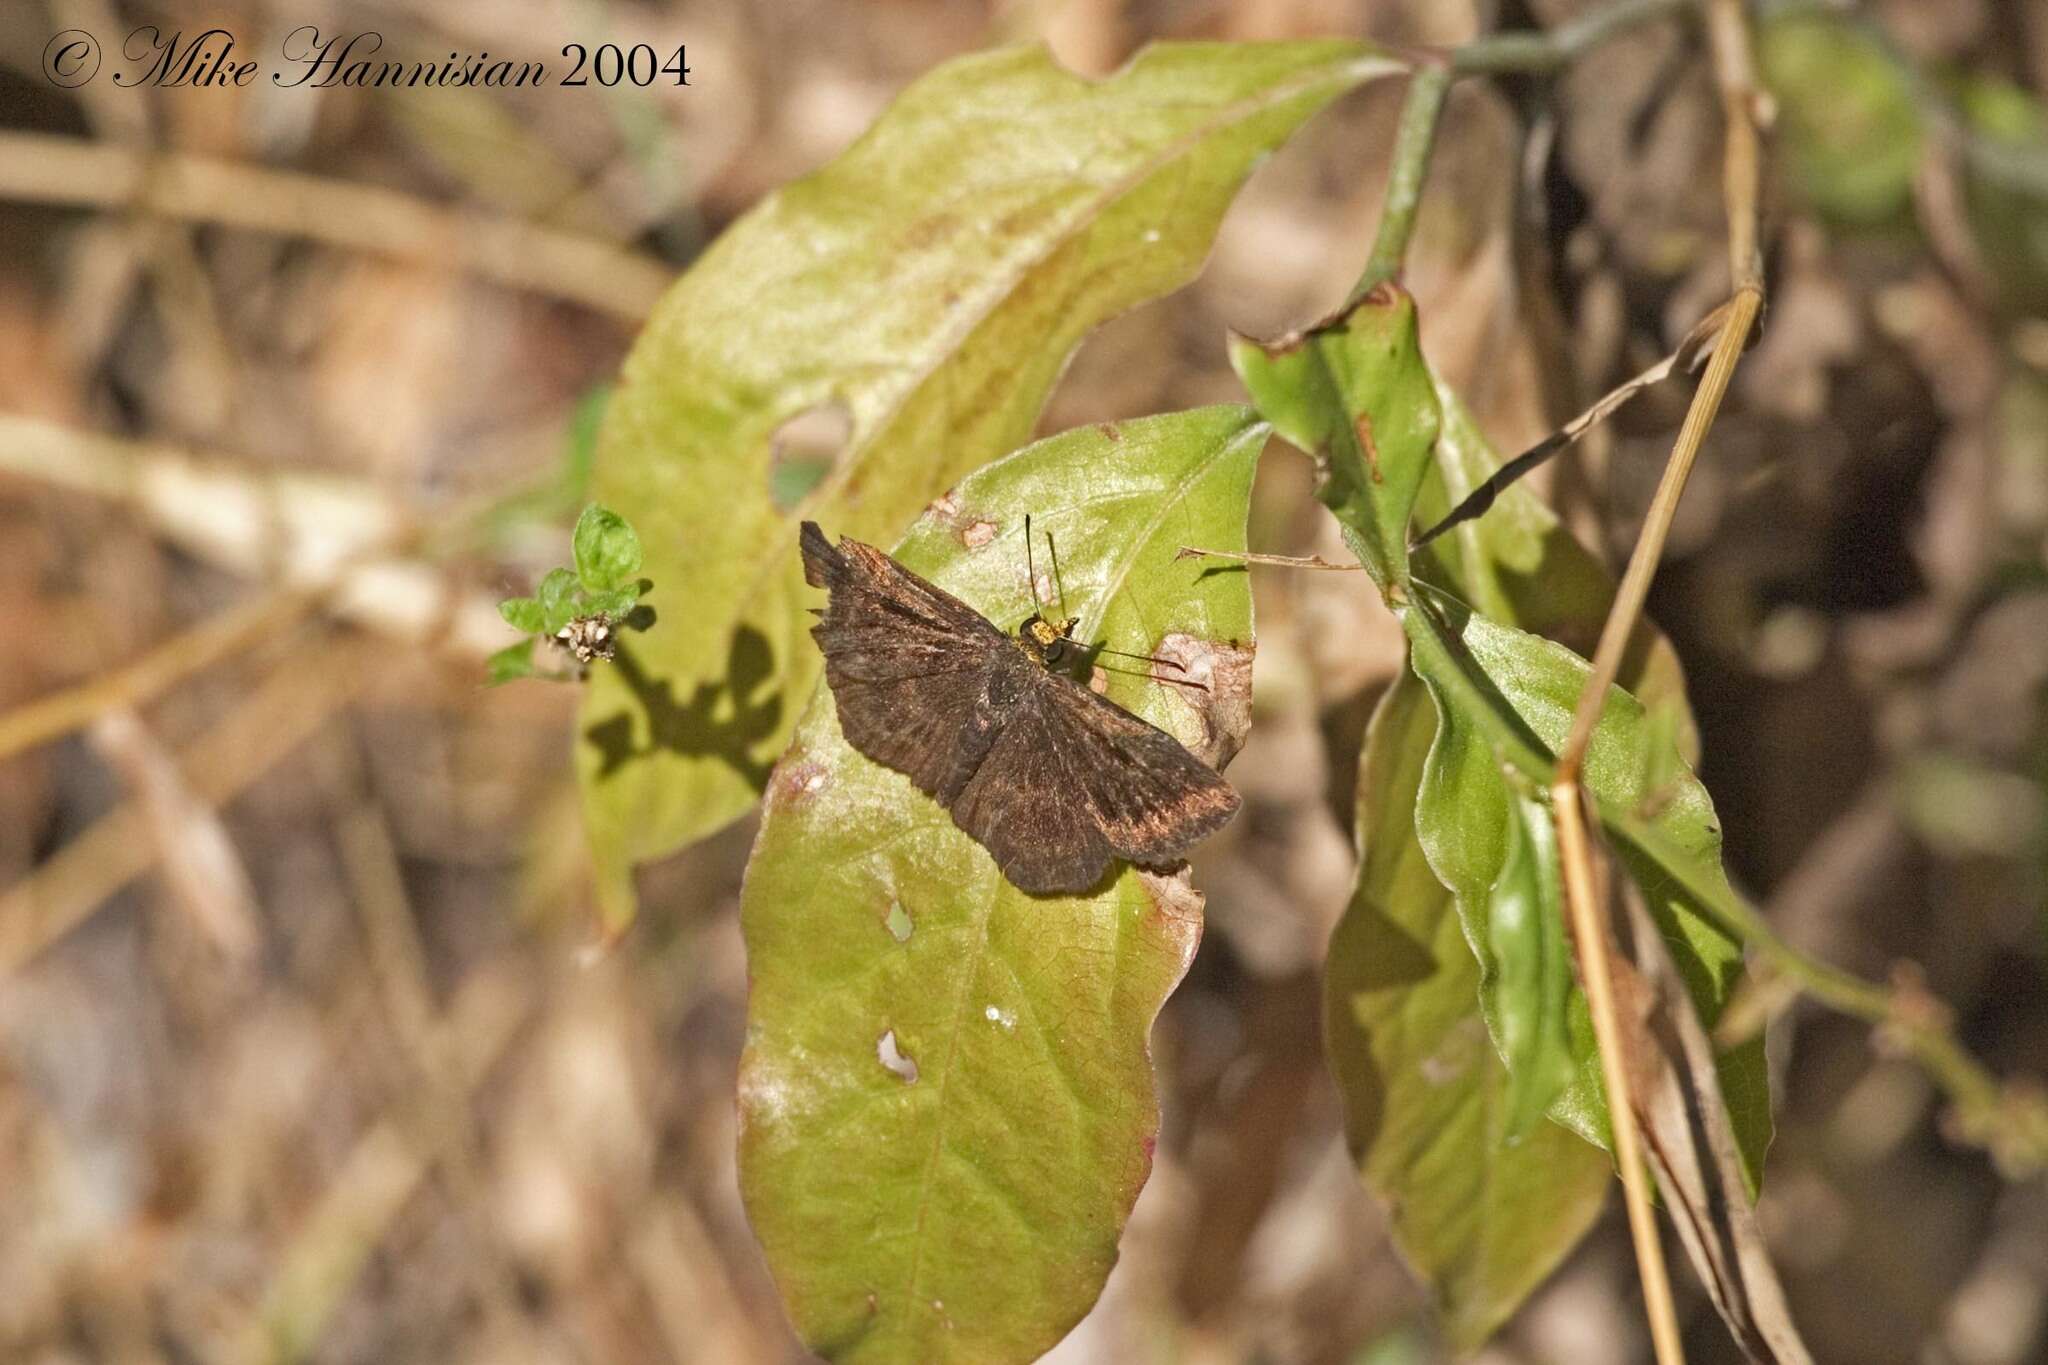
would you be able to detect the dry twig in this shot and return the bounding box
[0,130,671,319]
[1546,3,1770,1361]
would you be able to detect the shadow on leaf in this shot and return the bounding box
[1325,893,1438,1154]
[584,623,784,788]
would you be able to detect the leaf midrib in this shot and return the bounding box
[1082,419,1268,652]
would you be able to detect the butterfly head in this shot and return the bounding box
[1019,613,1082,667]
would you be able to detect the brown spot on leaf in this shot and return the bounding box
[1153,633,1255,768]
[1360,280,1404,309]
[900,213,959,251]
[1096,422,1122,442]
[773,758,828,806]
[1235,324,1308,358]
[1136,867,1206,930]
[1353,411,1383,483]
[1294,281,1412,343]
[926,488,961,520]
[961,518,997,548]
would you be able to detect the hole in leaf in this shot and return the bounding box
[885,900,913,942]
[768,399,851,511]
[876,1029,918,1084]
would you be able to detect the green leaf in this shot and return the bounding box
[1228,285,1441,589]
[573,503,643,591]
[1758,12,1924,227]
[580,585,642,621]
[1325,674,1609,1350]
[485,640,536,686]
[739,407,1263,1365]
[1415,387,1698,739]
[1492,795,1572,1134]
[1283,294,1774,1343]
[1412,680,1577,1137]
[1957,74,2048,316]
[575,38,1404,927]
[498,596,546,634]
[1402,595,1771,1188]
[537,568,579,634]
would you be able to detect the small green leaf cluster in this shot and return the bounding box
[489,504,646,684]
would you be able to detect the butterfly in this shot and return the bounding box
[798,520,1241,895]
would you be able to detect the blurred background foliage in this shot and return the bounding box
[1,1,2046,1362]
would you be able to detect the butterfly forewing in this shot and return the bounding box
[801,522,1002,803]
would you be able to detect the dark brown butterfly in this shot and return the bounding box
[799,520,1241,895]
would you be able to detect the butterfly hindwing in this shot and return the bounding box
[1054,680,1241,864]
[949,672,1117,894]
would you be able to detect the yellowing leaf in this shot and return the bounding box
[739,408,1262,1364]
[576,40,1403,926]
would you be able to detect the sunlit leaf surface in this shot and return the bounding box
[1327,674,1609,1349]
[1229,285,1441,589]
[738,408,1262,1364]
[1243,291,1774,1341]
[576,40,1402,925]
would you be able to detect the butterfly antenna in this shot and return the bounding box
[1024,514,1044,613]
[1032,516,1201,687]
[1091,662,1210,692]
[1046,526,1070,620]
[1089,644,1192,672]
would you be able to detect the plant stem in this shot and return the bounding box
[1450,0,1695,75]
[1540,0,1769,1350]
[1555,288,1759,774]
[1546,3,1764,1353]
[1354,62,1450,298]
[0,131,670,320]
[1354,0,1698,297]
[0,590,317,762]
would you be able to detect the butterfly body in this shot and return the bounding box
[798,521,1240,895]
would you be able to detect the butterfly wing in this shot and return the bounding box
[800,521,1008,804]
[949,668,1240,895]
[1054,678,1241,865]
[802,520,1240,895]
[947,681,1117,894]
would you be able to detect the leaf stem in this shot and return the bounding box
[1356,0,1699,295]
[1354,62,1450,298]
[1449,0,1696,76]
